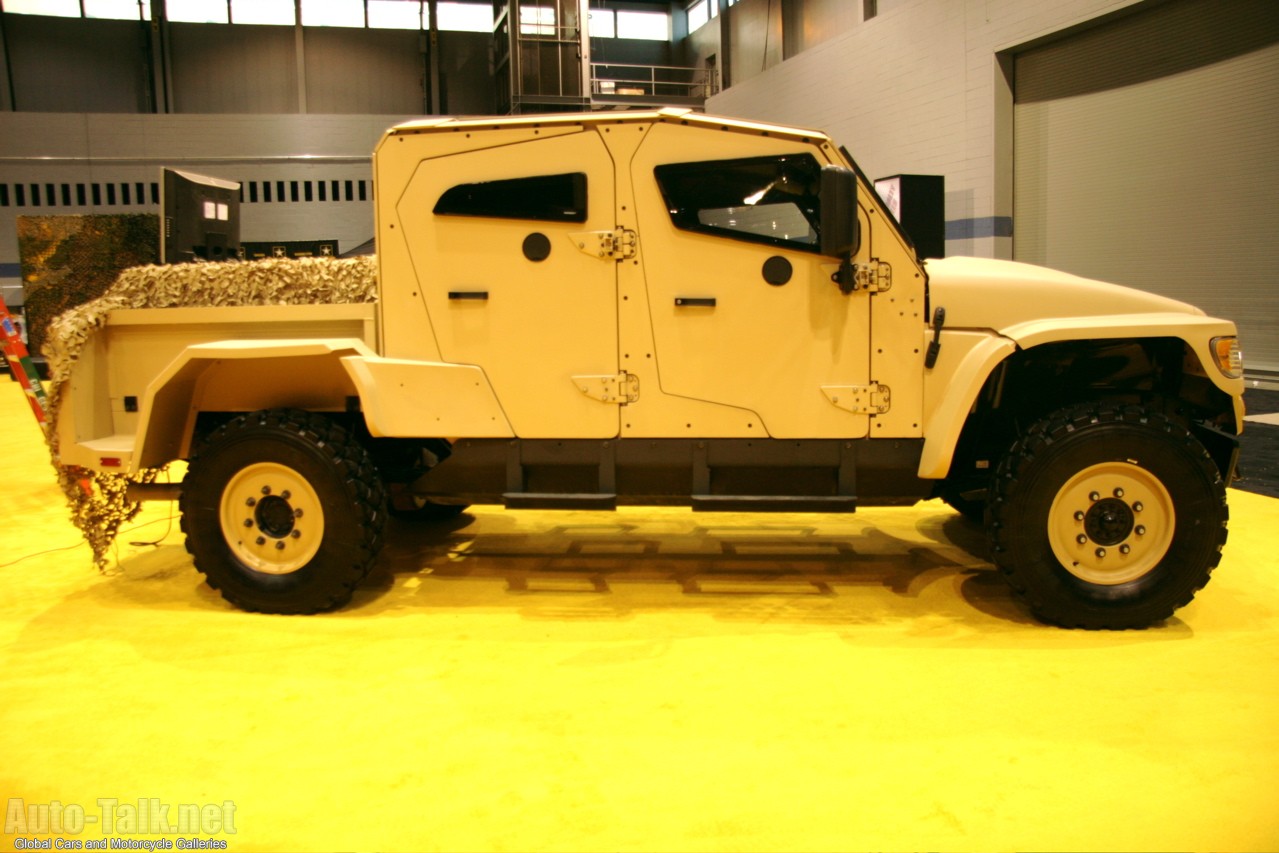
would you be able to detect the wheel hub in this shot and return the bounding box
[219,463,325,575]
[1048,461,1175,585]
[254,494,297,539]
[1083,497,1134,546]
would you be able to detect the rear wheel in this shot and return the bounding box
[181,409,387,614]
[987,404,1228,628]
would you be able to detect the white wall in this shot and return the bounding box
[707,0,1145,259]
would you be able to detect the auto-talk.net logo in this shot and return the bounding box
[6,798,236,850]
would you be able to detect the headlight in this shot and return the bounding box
[1211,336,1242,378]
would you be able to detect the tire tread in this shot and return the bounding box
[987,403,1228,629]
[181,409,387,614]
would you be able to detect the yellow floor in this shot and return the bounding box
[2,379,1278,853]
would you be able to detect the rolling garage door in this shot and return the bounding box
[1013,0,1279,382]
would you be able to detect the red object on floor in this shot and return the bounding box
[1,303,50,433]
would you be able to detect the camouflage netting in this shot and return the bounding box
[18,213,161,358]
[43,256,379,569]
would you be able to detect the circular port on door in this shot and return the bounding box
[762,256,792,285]
[523,232,552,262]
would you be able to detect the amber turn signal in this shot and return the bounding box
[1211,336,1242,379]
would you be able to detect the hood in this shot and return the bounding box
[923,256,1203,331]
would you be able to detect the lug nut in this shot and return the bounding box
[1095,547,1106,558]
[1135,525,1146,536]
[246,497,256,507]
[1133,502,1144,512]
[281,490,291,500]
[275,541,285,550]
[243,519,253,528]
[261,486,271,495]
[291,530,301,539]
[1074,511,1085,521]
[255,536,266,546]
[1120,544,1131,555]
[293,508,304,518]
[1089,491,1101,502]
[1076,534,1088,544]
[1114,487,1125,498]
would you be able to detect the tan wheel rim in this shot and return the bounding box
[1048,460,1175,585]
[219,462,325,575]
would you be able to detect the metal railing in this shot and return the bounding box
[589,62,711,102]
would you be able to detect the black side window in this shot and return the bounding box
[654,154,822,251]
[434,172,587,223]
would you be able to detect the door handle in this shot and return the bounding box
[675,297,716,307]
[448,291,489,301]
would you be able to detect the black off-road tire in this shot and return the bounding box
[987,404,1228,629]
[181,409,387,614]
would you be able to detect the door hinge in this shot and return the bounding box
[821,384,891,415]
[854,259,892,292]
[572,228,638,261]
[573,372,640,404]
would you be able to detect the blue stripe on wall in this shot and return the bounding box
[945,216,1014,240]
[0,263,21,278]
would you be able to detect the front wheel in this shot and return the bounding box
[181,409,387,614]
[987,404,1228,629]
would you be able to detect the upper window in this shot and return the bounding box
[519,5,556,35]
[654,155,823,251]
[14,0,156,16]
[0,0,613,32]
[435,173,588,223]
[368,0,420,29]
[2,0,80,15]
[588,8,670,39]
[300,0,360,26]
[166,0,228,23]
[686,0,709,34]
[85,0,153,19]
[236,0,297,25]
[616,9,667,40]
[587,9,614,38]
[436,1,491,32]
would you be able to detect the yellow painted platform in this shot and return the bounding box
[1,379,1277,852]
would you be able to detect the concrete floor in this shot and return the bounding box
[2,380,1278,853]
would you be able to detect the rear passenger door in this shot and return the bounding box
[396,128,619,438]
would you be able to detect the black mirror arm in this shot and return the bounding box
[833,254,857,294]
[924,306,946,368]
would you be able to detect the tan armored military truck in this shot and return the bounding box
[51,109,1245,627]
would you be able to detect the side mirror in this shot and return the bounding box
[819,166,860,294]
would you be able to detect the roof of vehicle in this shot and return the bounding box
[384,108,833,145]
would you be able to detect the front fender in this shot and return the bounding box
[1002,315,1243,399]
[918,331,1016,480]
[1003,313,1245,411]
[915,315,1246,482]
